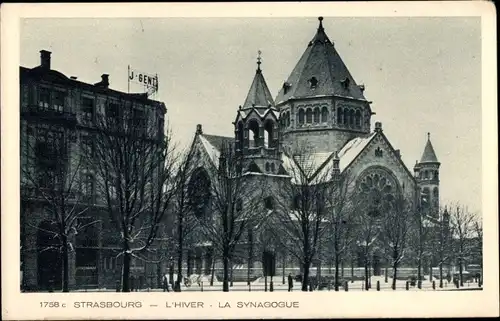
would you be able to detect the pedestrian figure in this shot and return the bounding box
[288,273,293,292]
[163,274,169,292]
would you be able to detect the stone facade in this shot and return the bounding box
[188,17,442,276]
[20,50,167,291]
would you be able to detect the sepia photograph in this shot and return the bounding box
[2,2,498,320]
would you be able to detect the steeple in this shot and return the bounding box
[242,50,275,109]
[415,132,440,218]
[420,132,439,163]
[275,17,367,104]
[274,17,372,154]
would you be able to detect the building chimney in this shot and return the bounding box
[395,149,401,158]
[70,76,78,80]
[375,121,382,132]
[101,74,109,88]
[196,124,203,135]
[40,50,51,70]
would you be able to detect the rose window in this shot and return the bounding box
[358,169,398,217]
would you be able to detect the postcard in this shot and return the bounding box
[1,2,498,319]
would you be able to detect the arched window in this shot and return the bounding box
[343,109,349,125]
[298,109,305,125]
[349,109,355,127]
[248,119,260,148]
[293,194,301,210]
[237,121,244,151]
[355,110,361,128]
[313,107,320,123]
[337,107,343,124]
[423,170,429,179]
[264,120,274,148]
[321,107,329,123]
[188,168,212,219]
[270,163,275,172]
[422,187,430,207]
[287,112,290,127]
[306,108,313,124]
[265,162,270,172]
[264,196,274,210]
[434,171,439,180]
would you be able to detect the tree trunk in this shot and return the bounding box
[169,264,174,287]
[175,211,184,291]
[175,248,183,292]
[459,256,464,287]
[230,261,234,287]
[222,254,229,292]
[301,261,310,291]
[334,254,340,291]
[156,263,162,289]
[121,250,131,292]
[364,258,369,291]
[439,263,443,288]
[417,255,422,289]
[210,258,216,286]
[187,250,192,277]
[61,237,69,292]
[282,254,286,285]
[392,264,397,290]
[351,258,354,283]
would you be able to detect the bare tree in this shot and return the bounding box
[355,206,379,291]
[323,169,357,291]
[449,204,476,287]
[196,142,265,292]
[381,193,413,290]
[271,147,330,291]
[91,101,178,292]
[410,199,432,289]
[21,124,94,292]
[433,206,452,288]
[472,215,483,283]
[169,148,199,292]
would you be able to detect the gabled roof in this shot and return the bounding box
[198,134,234,167]
[309,132,376,185]
[242,63,275,109]
[337,132,377,171]
[420,134,439,163]
[275,17,366,105]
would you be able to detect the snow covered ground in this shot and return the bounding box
[69,275,481,292]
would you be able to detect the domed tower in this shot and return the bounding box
[275,17,373,153]
[234,51,283,175]
[414,133,440,217]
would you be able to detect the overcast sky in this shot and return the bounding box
[20,17,481,213]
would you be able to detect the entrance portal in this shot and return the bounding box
[37,220,62,291]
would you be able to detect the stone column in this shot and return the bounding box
[258,125,264,147]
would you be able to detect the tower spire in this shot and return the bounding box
[420,132,439,163]
[318,16,324,30]
[257,50,262,72]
